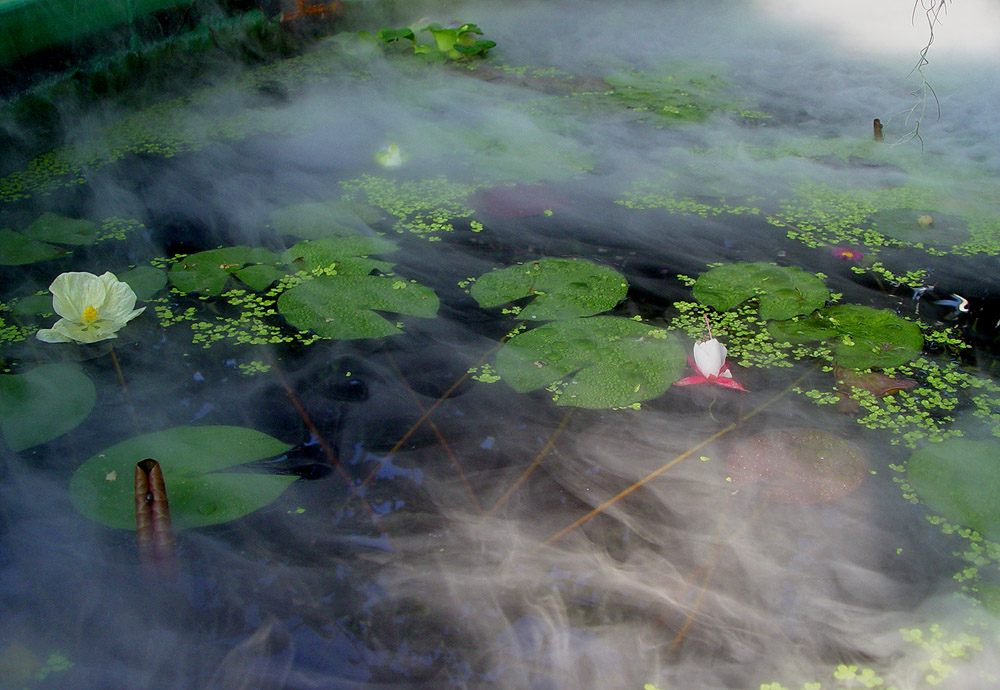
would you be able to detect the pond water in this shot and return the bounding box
[3,1,1000,689]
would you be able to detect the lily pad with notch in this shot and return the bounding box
[494,316,685,408]
[693,262,829,320]
[23,212,100,246]
[277,275,438,340]
[767,304,923,369]
[169,246,284,295]
[69,425,297,530]
[268,200,382,241]
[471,258,628,321]
[0,228,67,265]
[0,363,95,452]
[906,439,1000,542]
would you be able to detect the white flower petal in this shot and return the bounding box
[35,324,75,343]
[692,338,726,378]
[50,272,107,321]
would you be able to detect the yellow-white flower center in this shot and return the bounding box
[81,305,99,323]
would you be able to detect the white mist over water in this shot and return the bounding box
[3,1,1000,689]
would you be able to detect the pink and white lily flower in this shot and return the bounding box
[674,337,747,391]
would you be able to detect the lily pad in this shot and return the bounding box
[0,364,95,452]
[277,275,438,340]
[494,316,685,408]
[280,236,397,274]
[0,228,67,265]
[23,212,100,245]
[870,209,968,248]
[472,259,627,321]
[268,200,380,240]
[726,429,866,503]
[69,425,297,530]
[169,246,282,295]
[693,262,829,320]
[906,439,1000,541]
[119,266,168,301]
[10,294,54,316]
[768,304,923,369]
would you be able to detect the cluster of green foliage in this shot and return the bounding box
[467,258,685,409]
[670,262,1000,449]
[152,233,438,348]
[364,22,496,60]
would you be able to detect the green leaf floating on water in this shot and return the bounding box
[70,425,297,530]
[495,316,685,408]
[277,235,437,339]
[268,200,381,241]
[906,439,1000,542]
[23,212,100,245]
[471,258,628,320]
[278,276,438,339]
[768,304,923,369]
[0,228,67,265]
[693,262,829,320]
[870,209,968,249]
[0,364,95,452]
[280,235,396,274]
[118,266,167,301]
[169,246,283,295]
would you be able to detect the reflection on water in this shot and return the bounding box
[2,1,1000,689]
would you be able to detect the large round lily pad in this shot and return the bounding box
[23,212,100,246]
[70,426,297,530]
[0,364,95,452]
[495,316,685,408]
[693,262,829,321]
[471,258,628,321]
[0,228,67,265]
[277,274,439,340]
[767,304,923,369]
[268,200,380,240]
[726,429,866,503]
[906,439,1000,541]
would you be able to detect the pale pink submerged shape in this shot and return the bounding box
[674,337,747,391]
[36,271,145,344]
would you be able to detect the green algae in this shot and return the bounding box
[339,174,476,238]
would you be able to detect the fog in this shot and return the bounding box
[2,1,1000,689]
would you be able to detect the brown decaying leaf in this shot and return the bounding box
[726,428,867,504]
[834,364,916,414]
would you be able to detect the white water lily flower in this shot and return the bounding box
[692,337,729,379]
[36,271,145,344]
[674,337,746,391]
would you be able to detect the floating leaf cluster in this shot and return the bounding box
[470,259,685,409]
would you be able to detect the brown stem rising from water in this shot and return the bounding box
[135,458,178,578]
